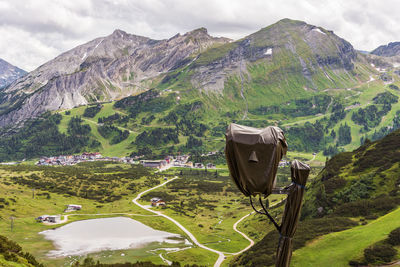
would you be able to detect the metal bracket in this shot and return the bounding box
[271,183,294,194]
[250,195,281,232]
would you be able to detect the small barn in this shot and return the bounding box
[151,197,166,207]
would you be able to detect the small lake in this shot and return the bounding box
[40,217,184,257]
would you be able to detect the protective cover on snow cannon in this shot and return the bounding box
[224,123,288,197]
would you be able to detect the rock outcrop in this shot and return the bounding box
[0,28,229,127]
[371,42,400,57]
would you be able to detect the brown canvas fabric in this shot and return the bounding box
[276,160,310,267]
[225,123,288,197]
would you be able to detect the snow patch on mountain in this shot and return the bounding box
[312,28,326,35]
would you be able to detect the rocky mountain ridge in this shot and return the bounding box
[0,18,371,127]
[0,58,26,89]
[0,28,229,127]
[371,42,400,57]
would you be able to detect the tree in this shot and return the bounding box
[338,123,351,146]
[330,129,336,139]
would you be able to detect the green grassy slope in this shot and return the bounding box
[292,207,400,266]
[0,234,42,267]
[301,128,400,219]
[49,72,398,160]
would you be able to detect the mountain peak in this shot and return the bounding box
[183,27,211,39]
[265,18,309,30]
[0,58,27,88]
[183,27,231,44]
[111,29,127,37]
[371,41,400,57]
[276,18,307,25]
[188,27,208,35]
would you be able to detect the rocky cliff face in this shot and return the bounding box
[0,19,365,127]
[0,59,26,89]
[371,42,400,57]
[190,19,358,93]
[0,28,229,127]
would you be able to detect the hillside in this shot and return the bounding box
[233,128,400,266]
[302,127,400,219]
[0,58,26,88]
[0,235,43,267]
[3,19,400,162]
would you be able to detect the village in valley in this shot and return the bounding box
[32,151,291,225]
[35,152,218,169]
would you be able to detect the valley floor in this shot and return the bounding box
[0,163,261,266]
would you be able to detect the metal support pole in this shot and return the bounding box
[10,216,14,232]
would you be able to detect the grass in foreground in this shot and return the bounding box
[291,207,400,266]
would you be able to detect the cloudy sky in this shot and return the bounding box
[1,0,399,71]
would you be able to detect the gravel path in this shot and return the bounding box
[132,176,256,267]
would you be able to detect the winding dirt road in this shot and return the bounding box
[132,176,255,267]
[232,212,255,256]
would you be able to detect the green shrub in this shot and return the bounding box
[364,243,396,264]
[320,151,353,181]
[387,227,400,246]
[348,259,366,266]
[323,177,347,194]
[3,252,18,262]
[331,196,399,217]
[83,104,102,118]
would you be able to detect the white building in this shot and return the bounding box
[47,215,61,223]
[65,204,82,212]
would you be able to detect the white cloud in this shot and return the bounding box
[0,0,399,71]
